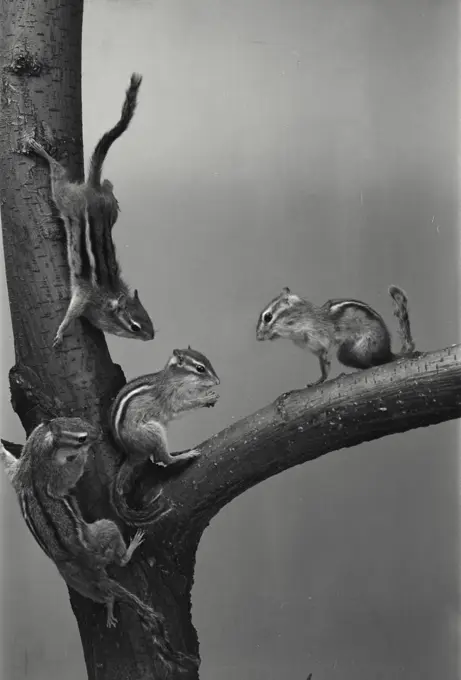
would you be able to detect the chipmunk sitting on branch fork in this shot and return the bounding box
[110,347,220,526]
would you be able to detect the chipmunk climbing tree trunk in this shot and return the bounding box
[1,1,461,680]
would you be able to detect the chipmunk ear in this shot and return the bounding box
[102,179,114,192]
[133,289,139,300]
[282,286,291,295]
[187,344,192,350]
[168,349,184,367]
[43,427,55,447]
[109,294,127,311]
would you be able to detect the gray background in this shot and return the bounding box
[0,0,459,678]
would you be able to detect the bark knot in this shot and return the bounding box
[5,44,43,77]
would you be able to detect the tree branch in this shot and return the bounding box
[156,346,461,538]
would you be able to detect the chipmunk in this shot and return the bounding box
[0,418,193,669]
[110,347,220,526]
[27,74,154,347]
[256,284,415,384]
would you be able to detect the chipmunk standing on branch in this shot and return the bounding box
[0,418,193,670]
[27,74,154,347]
[256,284,416,385]
[110,347,220,526]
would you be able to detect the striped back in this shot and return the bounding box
[325,298,386,325]
[85,187,121,291]
[17,485,86,562]
[110,374,157,446]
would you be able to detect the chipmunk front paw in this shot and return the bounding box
[204,391,220,407]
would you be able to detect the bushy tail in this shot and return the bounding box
[111,462,171,528]
[0,442,19,482]
[108,579,198,671]
[388,285,415,356]
[87,73,142,188]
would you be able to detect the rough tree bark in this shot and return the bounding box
[1,2,460,680]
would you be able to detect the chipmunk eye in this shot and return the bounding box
[195,364,205,373]
[130,322,141,333]
[77,434,88,444]
[263,312,273,323]
[67,453,79,462]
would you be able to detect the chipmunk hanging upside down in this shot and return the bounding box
[27,74,154,347]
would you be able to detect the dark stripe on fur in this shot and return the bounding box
[103,218,119,290]
[21,492,53,559]
[78,215,91,280]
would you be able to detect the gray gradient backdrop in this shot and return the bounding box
[0,0,459,678]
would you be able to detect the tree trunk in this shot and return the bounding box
[0,0,121,434]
